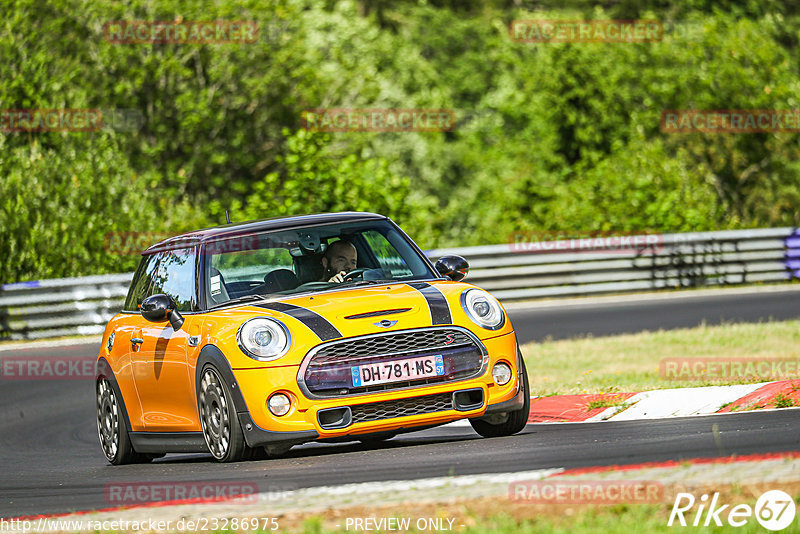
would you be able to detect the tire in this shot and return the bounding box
[198,366,247,462]
[96,378,150,465]
[470,356,530,438]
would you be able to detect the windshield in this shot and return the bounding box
[203,219,435,307]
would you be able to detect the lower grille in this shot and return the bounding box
[351,392,453,424]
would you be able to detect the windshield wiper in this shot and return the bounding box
[336,279,393,289]
[210,293,270,309]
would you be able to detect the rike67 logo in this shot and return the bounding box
[669,490,796,531]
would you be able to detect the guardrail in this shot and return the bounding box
[426,227,798,301]
[1,228,798,340]
[0,274,133,341]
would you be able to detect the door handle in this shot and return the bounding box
[131,337,144,345]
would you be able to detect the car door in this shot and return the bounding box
[130,247,200,432]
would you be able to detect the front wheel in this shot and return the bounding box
[198,366,247,462]
[96,378,150,465]
[470,356,530,438]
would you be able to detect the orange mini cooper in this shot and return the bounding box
[96,212,529,464]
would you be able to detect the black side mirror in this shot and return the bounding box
[140,294,184,331]
[434,255,469,281]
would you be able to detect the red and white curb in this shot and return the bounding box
[450,379,800,427]
[530,379,800,423]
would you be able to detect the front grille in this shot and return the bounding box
[350,392,453,424]
[311,329,474,365]
[300,327,486,398]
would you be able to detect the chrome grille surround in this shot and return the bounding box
[297,326,488,399]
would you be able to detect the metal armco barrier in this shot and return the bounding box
[0,274,133,340]
[1,228,797,341]
[428,227,797,300]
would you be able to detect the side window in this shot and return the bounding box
[123,254,159,311]
[362,231,413,278]
[150,248,197,312]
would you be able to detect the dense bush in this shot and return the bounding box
[2,0,800,281]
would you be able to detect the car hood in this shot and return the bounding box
[206,279,514,369]
[239,279,510,342]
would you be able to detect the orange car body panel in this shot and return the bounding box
[99,279,520,438]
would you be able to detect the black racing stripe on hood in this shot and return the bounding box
[407,282,452,325]
[256,302,342,341]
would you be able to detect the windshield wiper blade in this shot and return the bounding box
[210,293,269,308]
[337,279,392,289]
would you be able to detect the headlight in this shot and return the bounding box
[237,318,291,361]
[460,289,505,330]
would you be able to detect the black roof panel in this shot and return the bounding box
[142,211,388,254]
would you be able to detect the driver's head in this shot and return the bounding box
[322,239,357,277]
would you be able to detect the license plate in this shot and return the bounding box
[351,355,445,387]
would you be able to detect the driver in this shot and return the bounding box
[321,239,357,283]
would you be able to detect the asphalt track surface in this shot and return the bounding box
[2,288,800,518]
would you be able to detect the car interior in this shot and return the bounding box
[205,229,390,306]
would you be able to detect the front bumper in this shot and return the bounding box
[232,330,521,448]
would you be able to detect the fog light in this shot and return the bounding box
[492,362,512,386]
[268,393,291,416]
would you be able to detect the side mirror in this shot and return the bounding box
[434,255,469,281]
[140,294,184,331]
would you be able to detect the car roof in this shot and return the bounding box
[142,211,388,254]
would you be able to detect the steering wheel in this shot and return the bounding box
[340,268,369,282]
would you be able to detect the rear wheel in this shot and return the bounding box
[198,366,247,462]
[96,378,149,465]
[470,357,530,438]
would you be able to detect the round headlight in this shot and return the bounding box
[461,289,505,330]
[237,318,290,361]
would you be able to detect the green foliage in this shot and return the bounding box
[2,0,800,281]
[243,129,424,229]
[0,136,155,279]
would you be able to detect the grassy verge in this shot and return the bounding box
[519,320,800,396]
[276,483,800,534]
[295,508,675,534]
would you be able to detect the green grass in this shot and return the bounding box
[519,320,800,396]
[279,501,797,534]
[586,397,629,410]
[773,393,796,408]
